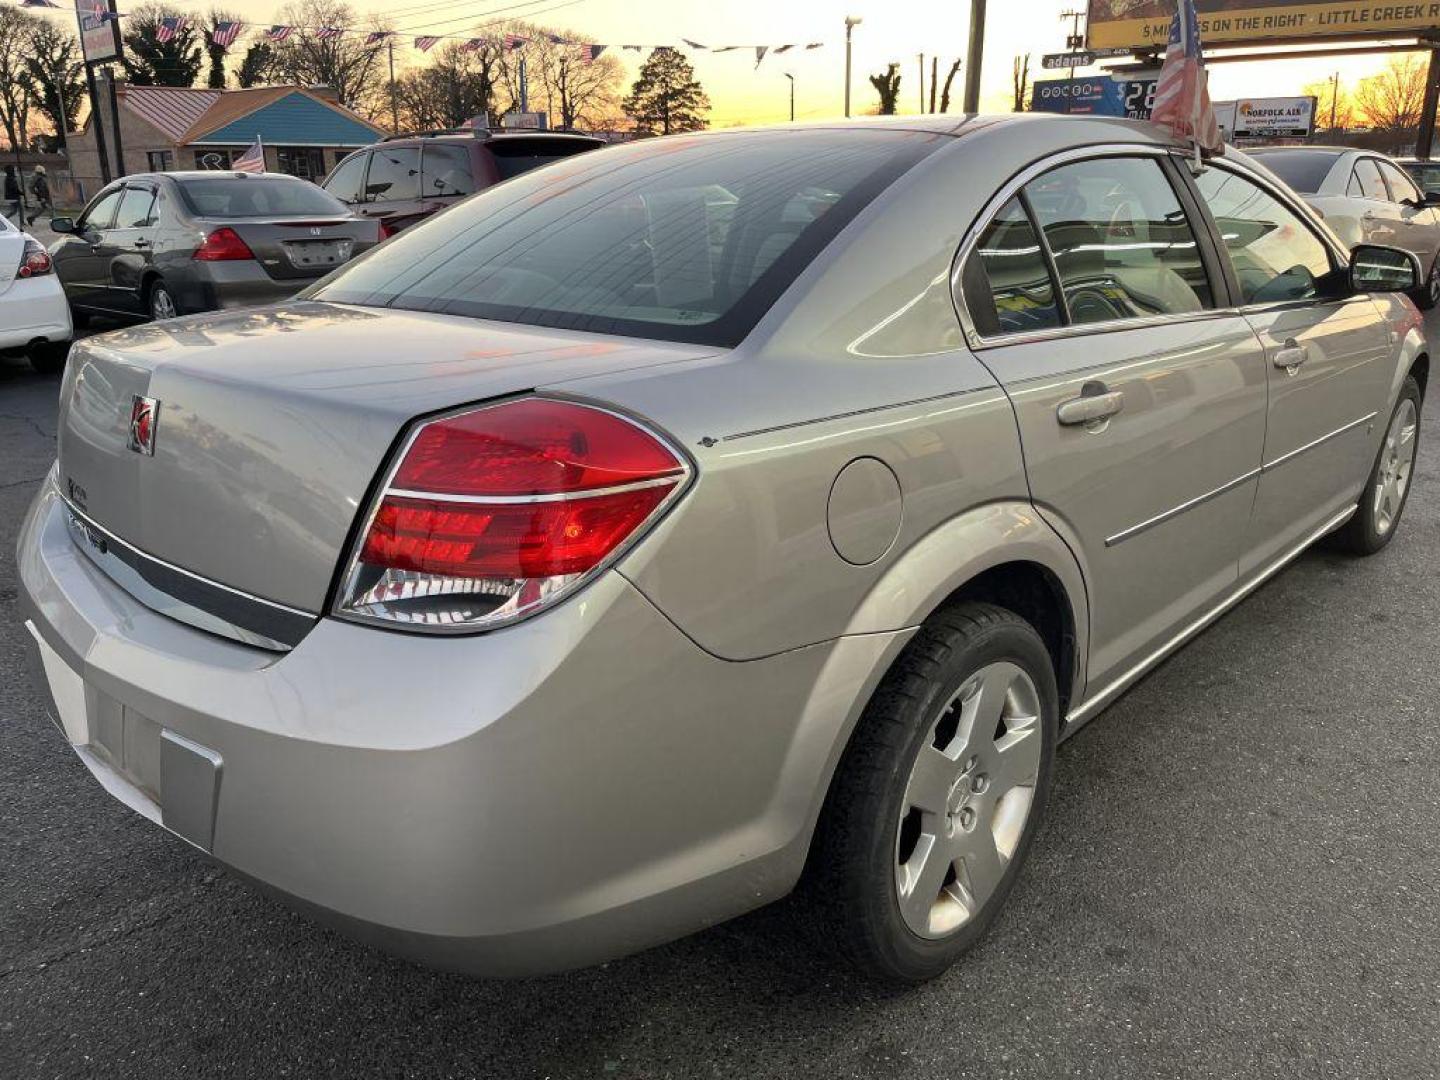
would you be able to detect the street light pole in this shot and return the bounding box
[784,72,795,122]
[962,0,986,113]
[844,16,862,118]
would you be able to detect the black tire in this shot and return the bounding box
[806,602,1059,983]
[27,339,69,375]
[68,304,90,330]
[1331,375,1423,555]
[147,279,178,321]
[1412,257,1440,311]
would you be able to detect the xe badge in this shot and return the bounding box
[129,395,159,456]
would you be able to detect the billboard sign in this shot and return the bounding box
[1222,95,1317,138]
[1042,51,1098,69]
[1032,76,1158,119]
[1087,0,1440,50]
[75,0,123,64]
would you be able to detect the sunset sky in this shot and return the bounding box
[47,0,1424,125]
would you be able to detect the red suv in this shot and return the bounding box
[320,130,605,235]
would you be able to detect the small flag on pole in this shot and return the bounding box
[155,15,188,42]
[754,45,768,68]
[314,26,345,41]
[1150,0,1223,152]
[682,39,707,50]
[265,25,294,42]
[579,43,607,62]
[414,35,440,52]
[232,138,264,174]
[211,20,243,47]
[505,34,528,49]
[365,30,393,45]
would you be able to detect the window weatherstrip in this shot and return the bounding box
[1017,188,1071,327]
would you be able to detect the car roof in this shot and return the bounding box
[374,131,605,146]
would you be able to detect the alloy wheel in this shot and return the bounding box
[1374,398,1419,536]
[895,661,1042,939]
[150,287,176,321]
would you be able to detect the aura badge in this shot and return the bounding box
[129,395,160,456]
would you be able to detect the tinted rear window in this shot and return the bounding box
[309,130,936,347]
[1248,150,1340,193]
[176,177,349,217]
[488,137,601,180]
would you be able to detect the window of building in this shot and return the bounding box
[195,149,234,170]
[277,147,327,181]
[146,150,173,172]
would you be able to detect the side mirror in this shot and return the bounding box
[49,216,75,234]
[1350,244,1421,293]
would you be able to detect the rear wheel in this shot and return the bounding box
[1332,376,1422,555]
[808,602,1058,983]
[147,279,177,321]
[1413,257,1440,311]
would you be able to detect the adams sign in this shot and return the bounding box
[1087,0,1440,50]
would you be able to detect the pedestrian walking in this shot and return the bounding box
[29,166,52,219]
[2,165,20,222]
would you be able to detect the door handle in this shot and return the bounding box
[1057,385,1125,426]
[1272,339,1307,373]
[133,239,150,249]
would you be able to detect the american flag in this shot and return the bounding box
[1149,0,1222,152]
[314,27,345,41]
[211,20,243,47]
[773,44,796,54]
[155,16,188,42]
[414,36,440,52]
[265,25,294,42]
[365,30,393,45]
[504,34,527,49]
[461,37,485,52]
[232,139,264,174]
[20,1,63,9]
[579,43,606,62]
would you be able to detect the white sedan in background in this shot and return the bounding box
[0,214,71,373]
[1249,146,1440,308]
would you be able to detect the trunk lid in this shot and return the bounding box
[0,227,23,293]
[200,216,381,280]
[57,301,715,615]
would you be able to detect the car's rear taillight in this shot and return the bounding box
[335,398,690,631]
[193,227,255,261]
[17,239,51,277]
[377,218,397,240]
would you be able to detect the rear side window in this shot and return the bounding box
[1193,166,1334,304]
[323,153,368,203]
[1353,158,1386,199]
[966,198,1061,336]
[175,177,349,218]
[488,138,600,181]
[310,129,936,347]
[422,144,474,197]
[363,146,420,202]
[1024,156,1215,324]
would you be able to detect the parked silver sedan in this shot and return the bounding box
[17,115,1427,983]
[1249,146,1440,307]
[48,171,380,327]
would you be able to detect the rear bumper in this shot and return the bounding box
[186,262,315,312]
[0,275,71,349]
[16,473,904,975]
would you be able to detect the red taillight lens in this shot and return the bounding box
[17,240,51,278]
[193,227,255,261]
[377,218,397,240]
[337,398,688,631]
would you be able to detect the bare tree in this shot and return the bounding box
[0,7,36,153]
[939,59,961,113]
[1304,77,1356,133]
[267,0,388,109]
[869,64,901,115]
[24,17,84,148]
[1354,55,1426,139]
[929,56,938,113]
[523,31,624,130]
[1012,54,1031,112]
[394,40,505,131]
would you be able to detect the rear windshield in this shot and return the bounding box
[1247,150,1340,194]
[1404,161,1440,192]
[308,129,936,347]
[176,176,349,218]
[489,137,601,180]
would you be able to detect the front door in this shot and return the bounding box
[1190,163,1395,575]
[963,152,1269,690]
[50,184,124,309]
[97,184,159,315]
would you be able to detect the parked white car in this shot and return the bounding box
[1248,147,1440,308]
[0,214,72,373]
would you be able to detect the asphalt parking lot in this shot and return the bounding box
[2,331,1438,1079]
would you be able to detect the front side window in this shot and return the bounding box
[309,130,936,347]
[80,186,123,230]
[1024,156,1215,325]
[363,146,420,202]
[323,153,368,204]
[1193,166,1334,305]
[421,144,474,197]
[115,186,157,228]
[966,197,1061,335]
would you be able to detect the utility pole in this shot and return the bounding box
[784,72,795,121]
[1330,71,1339,132]
[387,38,399,133]
[962,0,985,113]
[844,16,862,117]
[919,53,925,113]
[1060,9,1086,115]
[85,63,111,185]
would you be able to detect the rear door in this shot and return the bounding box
[1189,161,1394,574]
[961,149,1269,690]
[97,183,159,313]
[357,144,420,225]
[419,142,476,214]
[1350,156,1405,249]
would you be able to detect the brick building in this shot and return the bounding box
[66,82,387,202]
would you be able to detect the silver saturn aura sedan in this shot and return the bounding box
[17,115,1427,983]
